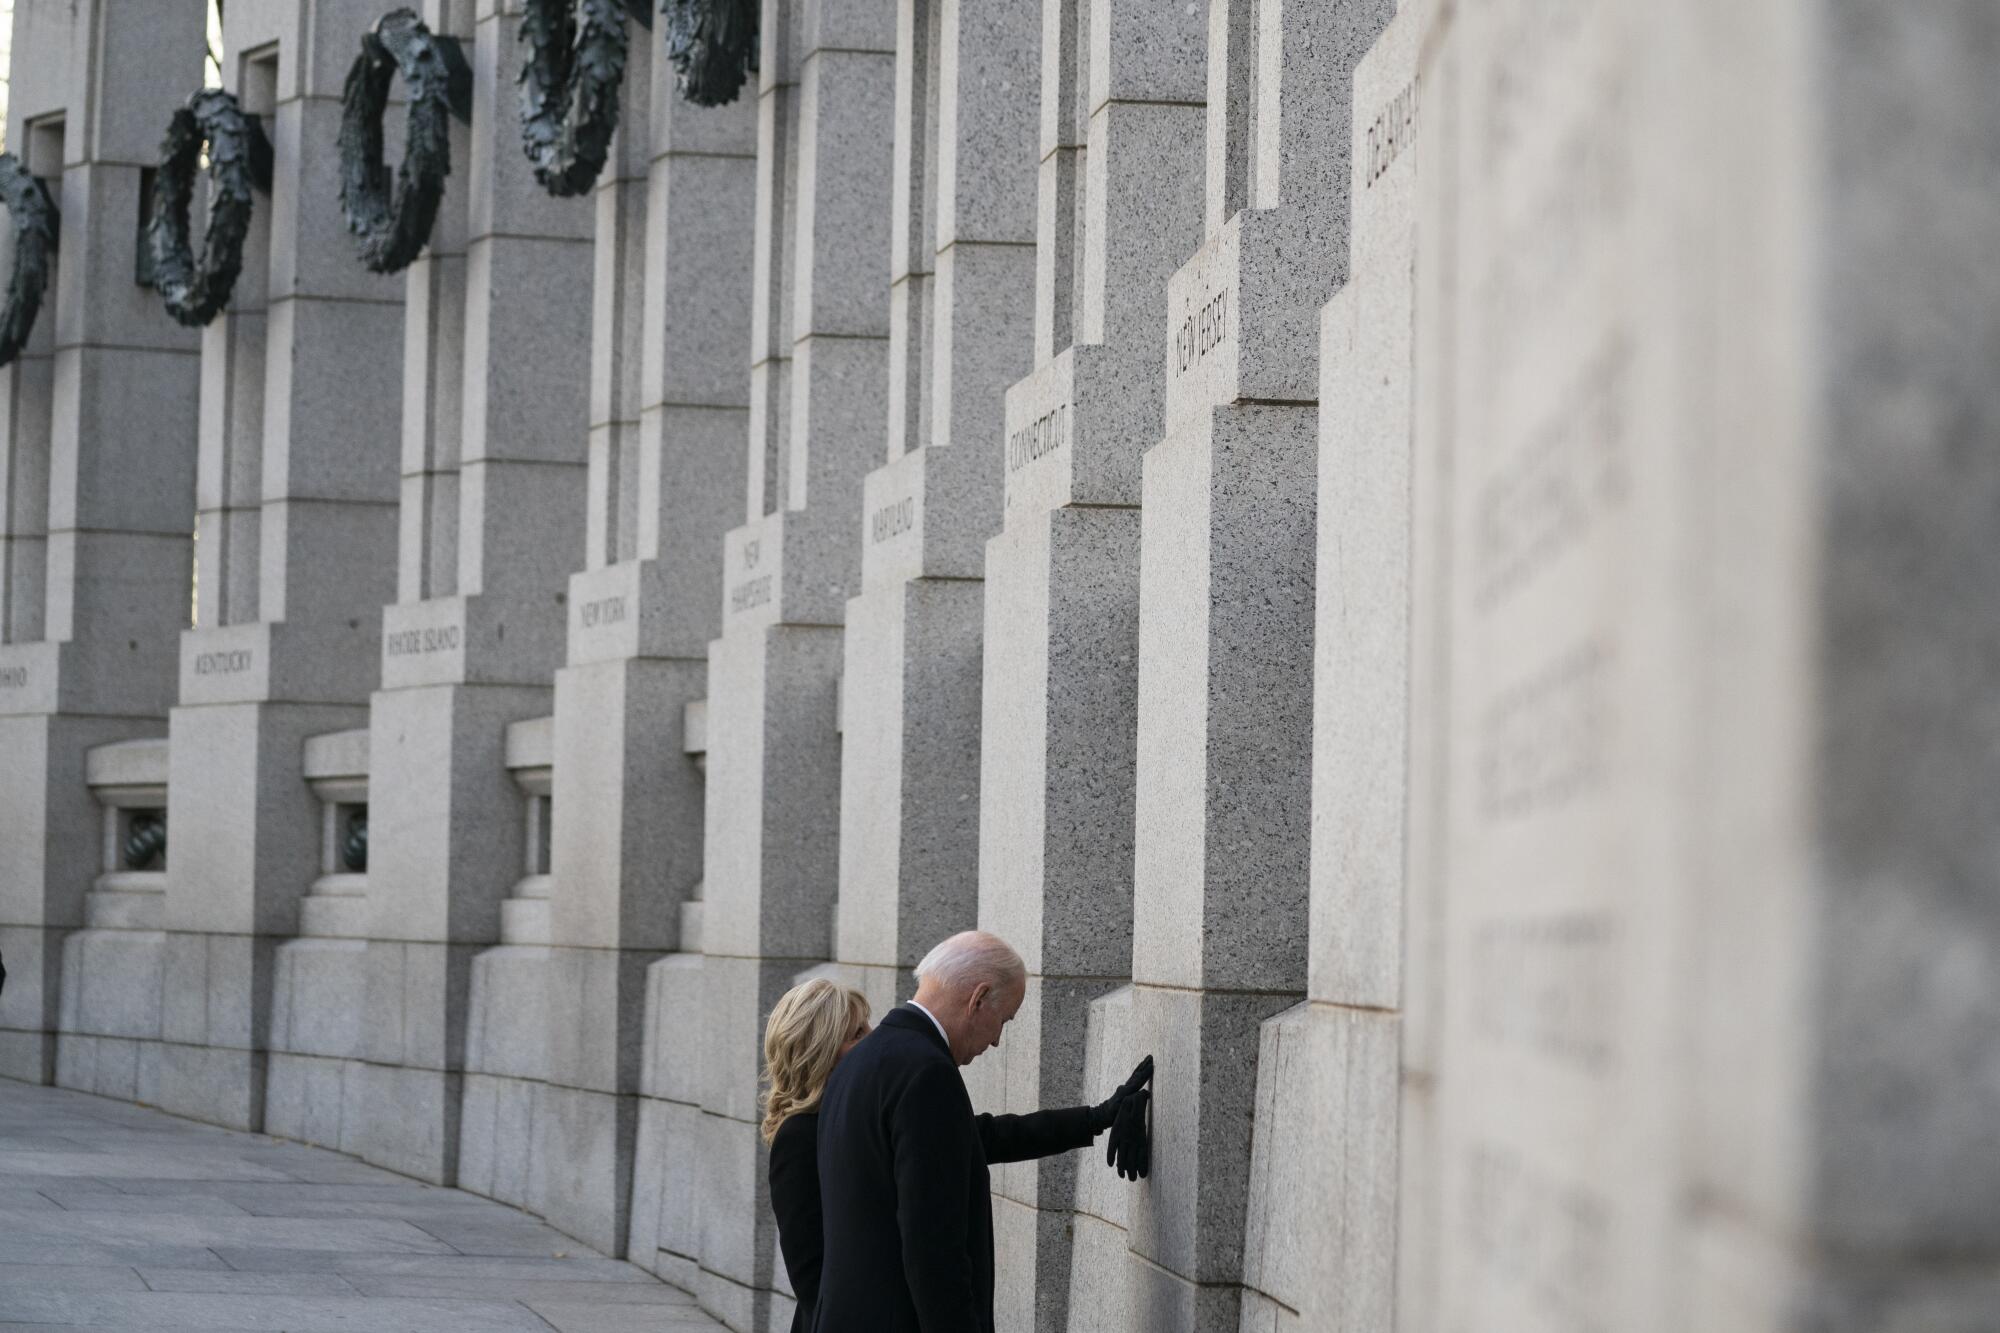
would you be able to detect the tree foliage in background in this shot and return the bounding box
[662,0,758,107]
[0,152,56,366]
[517,0,627,197]
[146,88,257,328]
[339,8,454,274]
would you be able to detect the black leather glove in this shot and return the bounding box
[1088,1055,1153,1180]
[1106,1085,1150,1180]
[1087,1055,1153,1133]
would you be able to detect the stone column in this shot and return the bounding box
[1410,1,2000,1329]
[1236,5,1420,1331]
[342,0,594,1183]
[260,0,471,1150]
[156,0,408,1132]
[615,43,761,1299]
[0,0,203,1084]
[833,0,1040,1017]
[979,2,1207,1329]
[698,0,895,1324]
[1119,0,1391,1327]
[539,21,756,1259]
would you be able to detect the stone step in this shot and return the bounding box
[298,893,368,940]
[501,897,551,946]
[84,878,165,931]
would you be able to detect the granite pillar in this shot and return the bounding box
[1124,0,1391,1317]
[0,0,202,1087]
[261,0,472,1153]
[540,20,756,1259]
[835,0,1039,1014]
[1411,0,2000,1328]
[979,2,1208,1329]
[341,0,593,1183]
[1236,5,1420,1331]
[164,0,408,1134]
[697,0,896,1324]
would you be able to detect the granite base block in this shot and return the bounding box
[536,1081,637,1259]
[456,1070,544,1212]
[1129,983,1298,1293]
[53,1033,161,1104]
[1064,1210,1135,1333]
[694,1261,760,1333]
[1240,1002,1398,1333]
[59,928,165,1040]
[1132,1255,1242,1333]
[269,937,366,1061]
[0,926,65,1084]
[340,1059,461,1185]
[464,944,551,1083]
[993,1192,1078,1333]
[263,1050,348,1148]
[157,1040,265,1133]
[697,1107,766,1294]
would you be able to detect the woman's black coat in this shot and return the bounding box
[769,1110,825,1333]
[801,1005,1096,1333]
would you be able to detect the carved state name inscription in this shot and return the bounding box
[195,649,254,675]
[1007,403,1067,474]
[1478,641,1608,822]
[1462,1142,1610,1333]
[1366,76,1419,188]
[1477,333,1631,609]
[1472,913,1614,1074]
[871,496,913,545]
[580,595,626,627]
[1174,286,1229,377]
[386,626,459,657]
[729,537,772,613]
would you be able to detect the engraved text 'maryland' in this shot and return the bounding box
[871,496,914,545]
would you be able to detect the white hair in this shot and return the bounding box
[915,931,1025,994]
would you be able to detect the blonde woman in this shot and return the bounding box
[763,977,872,1333]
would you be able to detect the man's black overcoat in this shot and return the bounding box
[811,1005,1094,1333]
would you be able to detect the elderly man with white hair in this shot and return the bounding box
[811,930,1151,1332]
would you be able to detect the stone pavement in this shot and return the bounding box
[0,1078,724,1331]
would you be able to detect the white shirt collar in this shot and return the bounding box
[906,999,951,1051]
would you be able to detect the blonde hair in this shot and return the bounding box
[761,978,869,1143]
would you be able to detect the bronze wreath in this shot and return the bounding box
[146,88,260,328]
[0,153,57,367]
[339,8,458,274]
[662,0,759,108]
[518,0,628,197]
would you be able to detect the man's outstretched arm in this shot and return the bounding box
[976,1056,1153,1165]
[975,1106,1095,1164]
